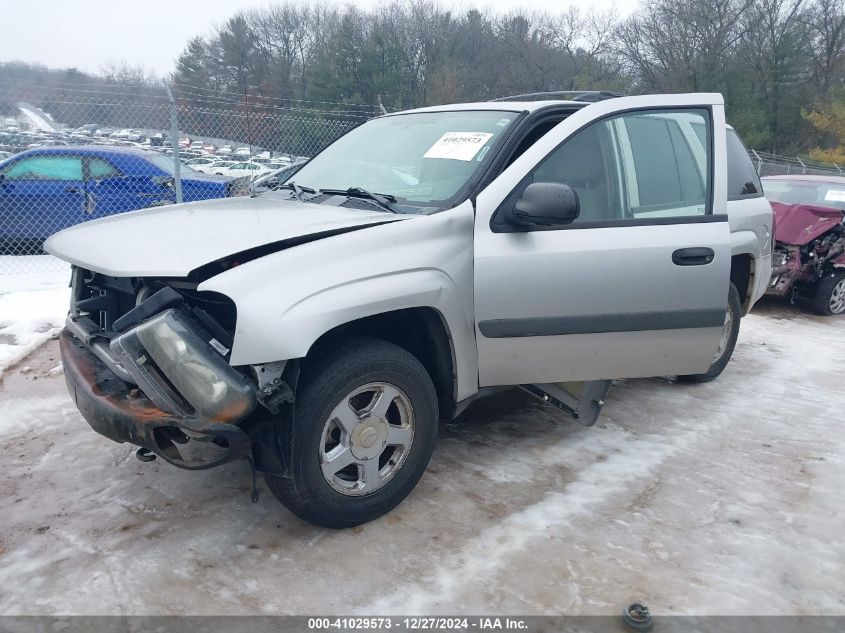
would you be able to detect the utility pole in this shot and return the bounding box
[163,81,184,204]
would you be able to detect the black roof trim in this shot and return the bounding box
[490,91,623,103]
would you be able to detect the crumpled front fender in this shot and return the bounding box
[200,203,479,401]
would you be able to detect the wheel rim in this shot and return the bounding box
[714,301,735,362]
[829,278,845,314]
[319,382,415,496]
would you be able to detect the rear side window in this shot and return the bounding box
[620,110,709,216]
[625,115,705,207]
[726,129,762,199]
[88,158,121,179]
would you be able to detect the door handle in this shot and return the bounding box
[672,247,715,266]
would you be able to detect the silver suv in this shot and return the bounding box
[47,92,773,527]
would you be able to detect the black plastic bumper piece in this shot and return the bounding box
[60,329,251,470]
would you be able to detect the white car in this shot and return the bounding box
[206,160,237,175]
[219,161,272,178]
[184,157,228,174]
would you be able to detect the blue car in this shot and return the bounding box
[0,146,234,250]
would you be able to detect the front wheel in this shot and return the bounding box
[265,338,438,528]
[678,282,741,383]
[810,272,845,315]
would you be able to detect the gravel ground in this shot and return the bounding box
[0,298,843,616]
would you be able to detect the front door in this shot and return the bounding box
[0,153,87,243]
[473,94,731,386]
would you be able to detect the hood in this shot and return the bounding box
[771,201,844,245]
[45,194,408,277]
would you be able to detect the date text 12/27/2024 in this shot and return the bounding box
[307,618,528,630]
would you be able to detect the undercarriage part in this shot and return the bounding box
[246,457,260,503]
[135,447,156,462]
[521,380,611,426]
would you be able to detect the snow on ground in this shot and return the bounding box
[0,257,70,376]
[0,297,843,616]
[17,103,57,132]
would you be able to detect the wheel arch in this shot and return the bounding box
[730,252,754,315]
[304,307,459,421]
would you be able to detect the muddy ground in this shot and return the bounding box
[0,299,843,615]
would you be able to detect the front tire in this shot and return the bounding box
[265,338,438,528]
[810,272,845,315]
[678,282,742,383]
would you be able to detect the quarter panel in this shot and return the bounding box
[727,197,774,257]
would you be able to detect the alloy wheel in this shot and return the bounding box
[319,382,415,496]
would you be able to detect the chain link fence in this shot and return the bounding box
[4,79,845,276]
[750,149,844,177]
[0,81,375,274]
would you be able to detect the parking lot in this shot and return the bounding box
[1,299,842,615]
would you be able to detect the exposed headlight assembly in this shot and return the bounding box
[110,309,256,424]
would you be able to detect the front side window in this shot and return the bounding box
[2,155,83,181]
[509,108,711,225]
[289,110,519,208]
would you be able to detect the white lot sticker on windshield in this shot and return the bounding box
[825,189,845,202]
[424,132,494,161]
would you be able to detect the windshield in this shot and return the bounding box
[764,179,845,211]
[287,110,519,208]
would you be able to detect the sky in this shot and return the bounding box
[0,0,640,77]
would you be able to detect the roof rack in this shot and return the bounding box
[490,90,623,103]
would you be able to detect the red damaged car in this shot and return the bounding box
[763,175,845,315]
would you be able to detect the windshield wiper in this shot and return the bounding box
[320,187,399,214]
[272,181,315,201]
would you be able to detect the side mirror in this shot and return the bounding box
[152,175,175,189]
[510,182,580,226]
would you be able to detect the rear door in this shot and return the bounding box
[473,94,731,386]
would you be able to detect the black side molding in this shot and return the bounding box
[479,309,726,338]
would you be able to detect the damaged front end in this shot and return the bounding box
[767,201,845,299]
[61,266,291,472]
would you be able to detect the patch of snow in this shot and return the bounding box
[17,103,56,132]
[0,257,70,375]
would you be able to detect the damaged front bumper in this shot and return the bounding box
[60,308,258,470]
